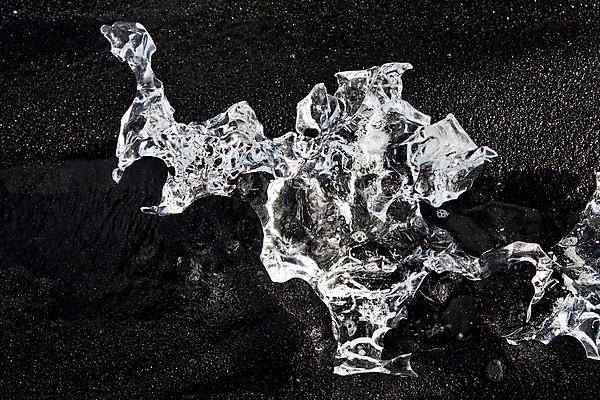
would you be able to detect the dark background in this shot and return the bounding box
[1,1,599,399]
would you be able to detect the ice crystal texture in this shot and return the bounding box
[101,22,600,375]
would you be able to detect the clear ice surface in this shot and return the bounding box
[101,22,600,375]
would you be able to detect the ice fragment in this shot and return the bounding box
[101,22,600,375]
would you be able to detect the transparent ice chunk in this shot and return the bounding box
[507,173,600,359]
[101,22,600,375]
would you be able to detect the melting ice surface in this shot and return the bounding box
[101,22,600,375]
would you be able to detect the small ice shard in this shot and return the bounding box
[508,173,600,359]
[101,21,600,375]
[476,241,556,321]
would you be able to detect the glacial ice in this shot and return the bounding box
[101,21,600,375]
